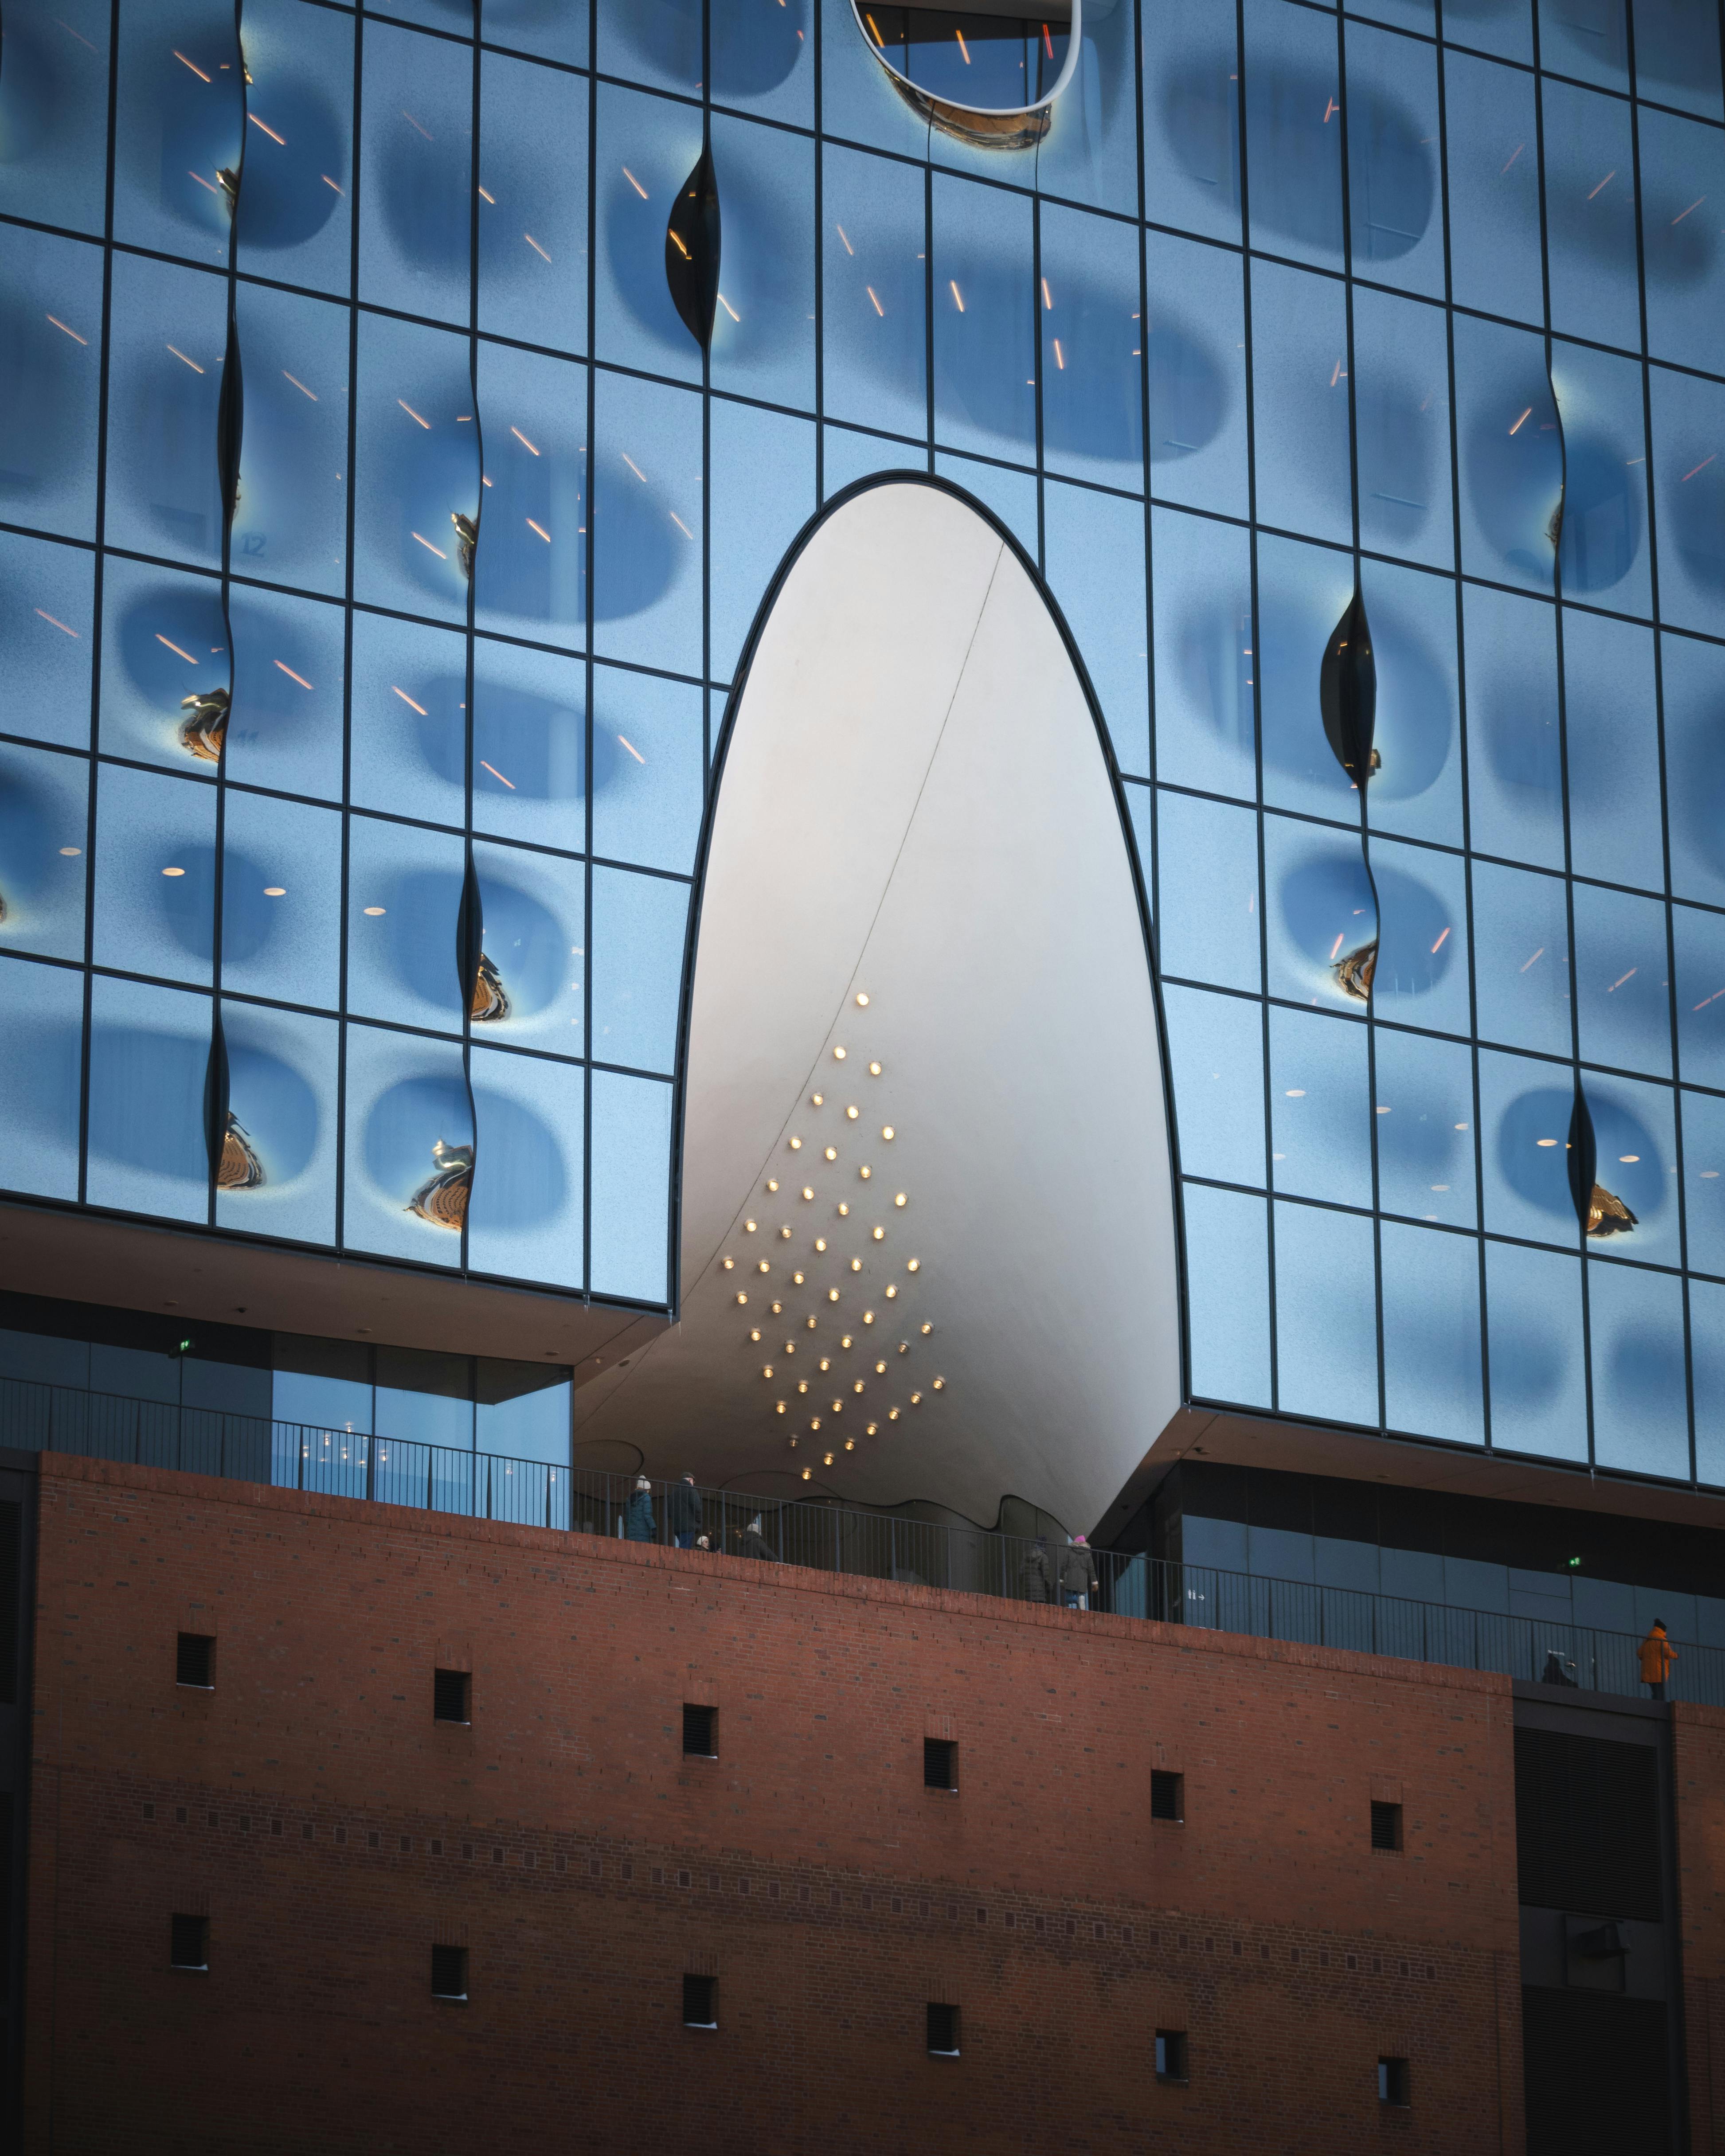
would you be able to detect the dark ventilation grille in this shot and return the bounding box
[683,1704,716,1757]
[430,1944,468,1999]
[0,1501,20,1707]
[1522,1988,1670,2156]
[0,1792,12,2004]
[169,1914,208,1970]
[926,2001,960,2056]
[176,1633,215,1689]
[433,1669,471,1724]
[683,1973,717,2027]
[1514,1728,1661,1919]
[1150,1771,1183,1822]
[1155,2030,1188,2082]
[1370,1801,1403,1851]
[923,1738,956,1791]
[1318,586,1377,785]
[665,141,721,350]
[1378,2056,1410,2105]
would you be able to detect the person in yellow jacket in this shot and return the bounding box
[1638,1619,1678,1701]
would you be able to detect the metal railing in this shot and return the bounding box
[3,1372,1718,1707]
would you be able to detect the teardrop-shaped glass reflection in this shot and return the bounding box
[665,141,721,352]
[1565,1081,1639,1238]
[854,2,1080,148]
[1319,587,1377,788]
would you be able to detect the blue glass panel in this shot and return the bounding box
[1041,481,1148,777]
[1162,983,1266,1187]
[1274,1199,1379,1425]
[352,313,478,628]
[1247,261,1351,548]
[0,531,94,750]
[597,0,697,92]
[0,0,111,238]
[104,254,227,570]
[1369,835,1470,1038]
[822,143,927,440]
[1143,228,1246,519]
[0,742,86,963]
[1373,1027,1478,1225]
[1265,816,1377,1010]
[1359,557,1461,848]
[1689,1277,1725,1486]
[1268,1004,1372,1208]
[1541,83,1638,351]
[357,21,473,329]
[820,0,928,155]
[97,557,231,773]
[93,762,217,987]
[220,791,342,1011]
[0,225,102,543]
[1443,52,1541,323]
[469,1045,585,1288]
[1639,109,1725,375]
[349,610,466,829]
[478,50,588,355]
[1454,312,1560,594]
[226,586,346,805]
[0,953,82,1199]
[1485,1239,1588,1460]
[1149,508,1254,798]
[592,665,704,877]
[710,400,817,684]
[589,1066,672,1303]
[713,0,814,123]
[343,1022,471,1267]
[711,113,816,411]
[113,1,242,266]
[471,839,587,1051]
[1674,907,1725,1086]
[1181,1183,1272,1405]
[235,0,355,299]
[1662,628,1725,905]
[1572,883,1671,1078]
[1256,533,1356,816]
[1471,863,1572,1055]
[1690,1096,1725,1272]
[474,341,588,650]
[1463,582,1561,869]
[1443,0,1534,63]
[1563,611,1661,892]
[474,0,587,66]
[591,863,688,1074]
[345,814,466,1032]
[1154,790,1261,990]
[822,425,919,501]
[1588,1260,1689,1477]
[932,453,1037,558]
[1583,1068,1679,1261]
[470,637,587,853]
[1381,1219,1485,1440]
[1141,0,1242,245]
[1631,0,1723,117]
[931,172,1034,466]
[593,80,703,385]
[476,1368,571,1464]
[86,973,210,1223]
[591,369,702,673]
[1540,0,1629,84]
[1036,0,1140,214]
[1479,1044,1581,1244]
[1551,340,1650,617]
[376,1348,470,1451]
[1344,20,1443,299]
[215,1001,338,1244]
[1243,0,1343,268]
[1649,365,1725,639]
[1352,286,1452,571]
[231,282,349,599]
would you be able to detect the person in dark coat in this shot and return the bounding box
[667,1474,704,1550]
[623,1475,656,1543]
[1059,1534,1098,1611]
[735,1515,776,1562]
[1020,1535,1054,1604]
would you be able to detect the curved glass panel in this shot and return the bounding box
[0,0,111,238]
[235,0,354,298]
[85,973,211,1224]
[1373,1027,1477,1227]
[1485,1239,1588,1461]
[220,791,341,1011]
[214,1001,337,1243]
[353,313,478,626]
[478,48,588,356]
[588,1066,672,1302]
[1273,1199,1379,1425]
[0,952,82,1199]
[0,741,89,964]
[343,1023,472,1266]
[0,225,102,543]
[1380,1220,1484,1442]
[469,1045,586,1287]
[1268,1004,1372,1207]
[92,762,217,987]
[0,531,94,752]
[1160,984,1266,1189]
[470,840,587,1051]
[345,815,466,1032]
[474,341,588,649]
[591,664,704,877]
[231,282,350,599]
[1588,1261,1689,1480]
[357,21,473,329]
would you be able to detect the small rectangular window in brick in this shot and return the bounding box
[169,1914,208,1971]
[923,1737,957,1792]
[683,1973,717,2028]
[433,1669,471,1724]
[1155,2030,1188,2083]
[176,1633,215,1689]
[1370,1801,1403,1852]
[431,1945,468,2000]
[1379,2057,1411,2106]
[926,2001,960,2056]
[1150,1770,1183,1822]
[683,1703,717,1757]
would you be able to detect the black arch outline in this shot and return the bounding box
[666,469,1191,1408]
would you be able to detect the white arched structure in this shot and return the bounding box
[571,479,1181,1531]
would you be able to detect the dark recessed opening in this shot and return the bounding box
[176,1633,215,1689]
[927,2001,960,2056]
[169,1914,208,1971]
[433,1668,471,1724]
[683,1972,717,2027]
[1150,1770,1183,1822]
[923,1737,957,1791]
[1379,2056,1411,2106]
[1155,2029,1189,2083]
[683,1703,717,1758]
[431,1943,468,2000]
[1370,1801,1403,1852]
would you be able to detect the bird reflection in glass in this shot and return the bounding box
[1586,1183,1637,1238]
[180,686,230,762]
[1333,940,1377,1002]
[469,951,510,1023]
[408,1138,472,1230]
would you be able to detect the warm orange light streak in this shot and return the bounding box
[477,186,496,204]
[1508,406,1532,434]
[1329,932,1345,961]
[1501,141,1524,173]
[718,293,741,321]
[1430,926,1450,953]
[411,531,447,558]
[618,735,646,764]
[321,175,344,194]
[866,286,884,316]
[621,452,646,481]
[1673,196,1705,224]
[1682,453,1717,481]
[524,233,551,262]
[391,685,428,715]
[622,166,648,199]
[510,426,540,455]
[955,27,970,61]
[188,170,223,198]
[46,315,86,344]
[526,517,551,541]
[1520,946,1545,972]
[669,511,694,539]
[1608,969,1637,991]
[174,50,211,81]
[248,113,286,145]
[35,610,78,636]
[1587,169,1615,199]
[668,229,690,258]
[282,371,317,399]
[155,634,199,664]
[1053,338,1065,368]
[949,280,964,312]
[835,223,854,255]
[1041,276,1052,309]
[479,760,516,789]
[273,661,314,689]
[397,399,430,428]
[863,12,885,45]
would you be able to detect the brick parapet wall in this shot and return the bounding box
[1674,1702,1725,2153]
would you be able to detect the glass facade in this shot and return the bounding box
[0,0,1721,1493]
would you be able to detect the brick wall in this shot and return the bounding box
[23,1455,1526,2155]
[1674,1702,1725,2154]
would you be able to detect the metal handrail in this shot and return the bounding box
[1,1371,1717,1707]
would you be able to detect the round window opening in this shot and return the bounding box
[854,2,1083,148]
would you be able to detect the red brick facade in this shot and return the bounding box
[1676,1701,1725,2154]
[19,1457,1546,2151]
